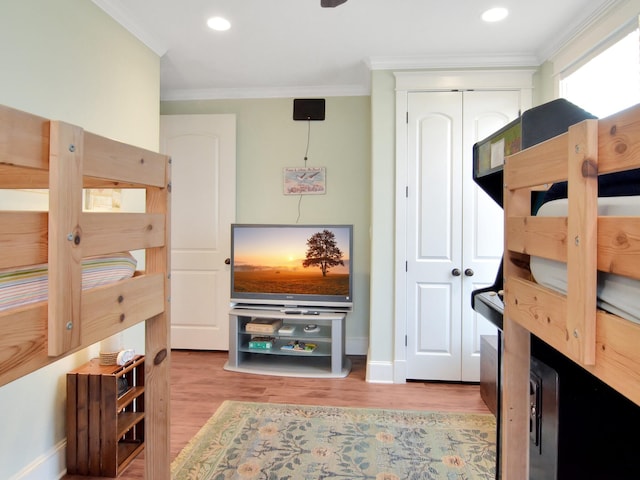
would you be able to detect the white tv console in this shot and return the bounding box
[224,308,351,378]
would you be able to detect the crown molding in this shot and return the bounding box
[394,69,536,91]
[160,84,370,101]
[366,53,540,71]
[92,0,167,56]
[536,0,623,63]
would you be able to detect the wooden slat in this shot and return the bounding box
[65,373,79,473]
[101,374,118,477]
[501,185,532,479]
[76,374,90,475]
[48,121,84,356]
[0,276,165,388]
[84,131,167,188]
[144,155,171,480]
[503,103,640,190]
[0,210,166,270]
[506,215,640,280]
[80,274,165,346]
[506,277,570,357]
[598,103,640,174]
[598,217,640,279]
[88,374,102,476]
[0,305,47,386]
[504,132,568,190]
[589,310,640,406]
[0,104,49,170]
[505,215,567,262]
[566,119,598,365]
[0,164,48,188]
[0,211,48,269]
[500,318,530,478]
[0,164,155,189]
[81,212,166,256]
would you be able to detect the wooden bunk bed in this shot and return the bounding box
[0,104,171,479]
[502,103,640,477]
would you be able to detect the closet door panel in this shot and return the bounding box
[405,91,462,381]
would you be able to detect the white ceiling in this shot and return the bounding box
[93,0,619,100]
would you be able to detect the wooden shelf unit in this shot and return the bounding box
[66,355,145,477]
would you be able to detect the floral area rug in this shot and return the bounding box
[171,400,496,480]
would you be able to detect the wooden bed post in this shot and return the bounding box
[143,156,172,480]
[501,185,531,479]
[48,120,84,356]
[566,119,598,365]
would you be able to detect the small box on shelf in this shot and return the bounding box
[278,325,296,335]
[248,336,275,349]
[245,318,283,333]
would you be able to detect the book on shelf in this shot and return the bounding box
[280,340,317,353]
[245,318,283,334]
[278,325,296,335]
[248,336,275,349]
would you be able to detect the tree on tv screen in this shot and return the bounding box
[303,230,344,277]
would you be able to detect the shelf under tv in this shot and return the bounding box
[225,308,350,378]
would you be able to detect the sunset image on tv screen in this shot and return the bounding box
[232,226,351,296]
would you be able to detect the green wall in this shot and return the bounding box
[369,71,397,369]
[161,97,372,346]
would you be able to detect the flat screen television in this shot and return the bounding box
[230,224,353,311]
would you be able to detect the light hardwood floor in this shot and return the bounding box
[63,350,491,480]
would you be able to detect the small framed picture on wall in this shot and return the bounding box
[283,167,326,195]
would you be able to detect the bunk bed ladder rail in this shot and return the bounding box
[48,120,84,356]
[504,119,599,366]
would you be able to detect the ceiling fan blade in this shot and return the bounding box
[321,0,348,7]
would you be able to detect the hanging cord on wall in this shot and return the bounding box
[295,119,312,223]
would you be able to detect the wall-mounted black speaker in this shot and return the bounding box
[293,98,325,121]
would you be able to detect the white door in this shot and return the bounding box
[406,91,464,381]
[461,90,521,380]
[160,114,236,350]
[404,90,519,381]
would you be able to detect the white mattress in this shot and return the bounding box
[530,196,640,324]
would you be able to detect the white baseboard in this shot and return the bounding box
[9,439,66,480]
[393,358,407,383]
[366,359,395,383]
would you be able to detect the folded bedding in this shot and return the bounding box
[0,253,137,312]
[530,196,640,324]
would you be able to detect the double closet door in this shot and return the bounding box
[403,90,521,381]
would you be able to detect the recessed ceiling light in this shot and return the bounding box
[207,16,231,31]
[482,7,508,22]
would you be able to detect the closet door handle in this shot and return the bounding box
[451,268,461,277]
[464,268,474,277]
[225,258,231,265]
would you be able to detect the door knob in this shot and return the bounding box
[464,268,474,277]
[224,258,231,265]
[452,268,461,276]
